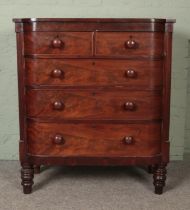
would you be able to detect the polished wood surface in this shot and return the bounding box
[95,32,164,57]
[13,18,175,33]
[24,32,93,55]
[26,59,163,89]
[28,121,161,157]
[13,18,175,194]
[26,89,162,120]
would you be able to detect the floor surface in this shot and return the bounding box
[0,156,190,210]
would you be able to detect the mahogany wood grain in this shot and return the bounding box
[26,59,163,89]
[24,32,93,55]
[16,32,28,164]
[161,26,173,164]
[25,54,164,60]
[27,121,161,157]
[13,18,175,33]
[13,18,175,194]
[95,32,164,57]
[26,89,162,120]
[18,22,166,33]
[29,155,162,166]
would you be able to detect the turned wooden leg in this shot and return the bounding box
[34,165,41,174]
[153,163,167,195]
[21,163,34,194]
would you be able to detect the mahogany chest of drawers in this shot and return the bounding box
[13,18,175,194]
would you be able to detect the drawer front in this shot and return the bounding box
[95,32,164,57]
[24,32,93,56]
[26,59,163,89]
[27,122,161,157]
[26,89,162,120]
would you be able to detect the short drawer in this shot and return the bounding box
[95,32,164,57]
[26,89,162,120]
[24,32,93,56]
[26,59,163,89]
[27,121,161,157]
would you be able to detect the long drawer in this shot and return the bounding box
[27,121,161,157]
[26,59,163,89]
[26,89,162,120]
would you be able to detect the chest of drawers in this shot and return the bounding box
[13,18,175,194]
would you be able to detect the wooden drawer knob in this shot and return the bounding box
[124,101,135,111]
[125,38,137,49]
[125,69,136,78]
[123,136,133,145]
[52,37,64,48]
[51,69,64,78]
[53,134,64,145]
[53,101,64,110]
